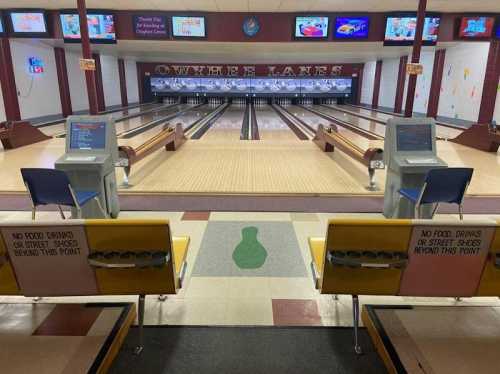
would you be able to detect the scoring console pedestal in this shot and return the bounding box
[383,117,447,219]
[55,115,120,218]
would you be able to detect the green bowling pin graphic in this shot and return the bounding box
[233,226,267,269]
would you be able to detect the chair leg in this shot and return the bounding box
[392,196,402,218]
[352,295,362,355]
[135,294,146,355]
[431,203,440,219]
[31,207,36,221]
[58,205,65,219]
[459,204,464,220]
[414,203,420,219]
[94,197,107,218]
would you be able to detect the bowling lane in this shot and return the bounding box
[315,105,386,137]
[39,103,173,137]
[120,105,217,149]
[201,105,244,141]
[341,104,463,139]
[288,105,383,150]
[114,104,190,135]
[255,105,299,141]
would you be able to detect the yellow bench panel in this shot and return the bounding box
[477,222,500,296]
[319,219,412,295]
[172,236,190,276]
[85,219,178,295]
[0,232,20,295]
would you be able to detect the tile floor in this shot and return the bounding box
[1,210,500,327]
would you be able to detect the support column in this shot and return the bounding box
[372,60,383,109]
[0,38,21,121]
[54,47,73,117]
[77,0,99,115]
[394,55,408,114]
[404,0,427,117]
[478,40,500,124]
[427,49,446,118]
[92,52,105,112]
[136,62,144,104]
[355,66,364,105]
[118,58,128,107]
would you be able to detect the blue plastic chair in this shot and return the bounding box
[398,167,473,220]
[21,168,106,220]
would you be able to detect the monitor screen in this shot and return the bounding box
[384,15,441,45]
[396,125,433,151]
[295,16,329,38]
[69,122,106,150]
[458,17,495,39]
[334,17,370,39]
[0,14,4,35]
[60,12,116,43]
[171,16,206,37]
[9,11,48,36]
[496,21,500,39]
[133,15,168,38]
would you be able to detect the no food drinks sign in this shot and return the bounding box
[2,225,98,296]
[399,225,494,297]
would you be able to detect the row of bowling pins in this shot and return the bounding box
[233,98,247,106]
[208,97,224,106]
[297,98,313,106]
[163,97,177,104]
[253,98,268,106]
[186,97,204,104]
[275,98,291,107]
[321,98,337,105]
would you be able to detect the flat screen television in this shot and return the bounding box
[496,20,500,39]
[69,122,106,150]
[294,16,329,39]
[458,16,495,39]
[0,12,5,36]
[60,11,116,43]
[171,16,206,38]
[384,14,441,46]
[133,14,168,38]
[7,9,49,38]
[334,17,370,39]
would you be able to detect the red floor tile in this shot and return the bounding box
[272,299,322,326]
[181,211,211,221]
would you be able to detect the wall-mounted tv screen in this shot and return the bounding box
[8,10,49,37]
[458,17,495,39]
[384,15,441,46]
[334,17,370,39]
[133,15,168,38]
[496,21,500,39]
[171,16,206,38]
[60,11,116,43]
[295,16,329,39]
[0,12,4,35]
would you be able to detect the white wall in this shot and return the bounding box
[402,51,435,114]
[493,79,500,124]
[360,61,376,105]
[378,58,399,109]
[100,54,121,108]
[0,80,5,122]
[438,42,489,122]
[10,40,61,119]
[124,59,139,104]
[66,50,89,113]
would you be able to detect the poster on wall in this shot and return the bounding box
[133,15,168,38]
[8,10,49,37]
[294,16,329,39]
[171,16,206,38]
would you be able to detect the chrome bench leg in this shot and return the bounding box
[352,295,362,355]
[134,294,145,355]
[158,295,167,302]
